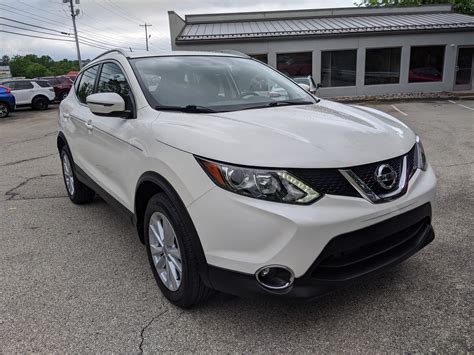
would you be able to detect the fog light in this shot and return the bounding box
[255,265,294,290]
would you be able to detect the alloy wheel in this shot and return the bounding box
[0,104,8,118]
[62,154,75,196]
[149,212,182,291]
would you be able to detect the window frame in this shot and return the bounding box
[74,64,100,106]
[364,46,402,86]
[408,45,446,84]
[320,49,358,88]
[95,61,136,118]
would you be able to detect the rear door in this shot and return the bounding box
[9,81,34,104]
[63,65,100,178]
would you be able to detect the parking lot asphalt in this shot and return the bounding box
[1,101,473,353]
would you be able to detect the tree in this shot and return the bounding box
[8,55,79,78]
[0,55,10,66]
[356,0,474,15]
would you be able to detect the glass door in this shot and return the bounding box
[454,47,474,91]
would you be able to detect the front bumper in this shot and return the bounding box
[206,202,434,299]
[188,164,436,279]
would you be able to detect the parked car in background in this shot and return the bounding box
[0,84,15,118]
[38,76,73,101]
[0,79,55,110]
[293,76,319,95]
[65,71,79,81]
[408,67,442,82]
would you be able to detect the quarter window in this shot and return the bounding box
[76,65,98,103]
[97,62,132,111]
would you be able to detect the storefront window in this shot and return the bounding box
[321,50,357,87]
[276,52,312,77]
[409,46,445,83]
[365,47,401,85]
[249,54,268,64]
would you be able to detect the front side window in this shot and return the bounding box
[76,65,98,103]
[365,47,401,85]
[131,56,315,112]
[97,62,132,111]
[321,50,357,87]
[409,46,445,83]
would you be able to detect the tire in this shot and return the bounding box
[60,147,95,204]
[0,103,9,118]
[145,193,213,308]
[32,96,49,110]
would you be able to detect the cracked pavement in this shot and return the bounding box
[1,102,473,352]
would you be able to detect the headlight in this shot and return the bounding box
[196,158,321,204]
[415,136,427,171]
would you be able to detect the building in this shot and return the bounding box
[168,5,474,97]
[0,66,12,80]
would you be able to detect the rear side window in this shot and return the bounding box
[97,62,133,111]
[35,81,51,87]
[76,66,98,103]
[14,81,34,90]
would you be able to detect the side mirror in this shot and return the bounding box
[86,93,126,117]
[297,83,310,92]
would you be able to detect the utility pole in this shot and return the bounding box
[139,24,152,51]
[66,0,82,69]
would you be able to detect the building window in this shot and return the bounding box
[409,46,445,83]
[249,54,268,64]
[321,50,357,87]
[277,52,312,77]
[365,47,401,85]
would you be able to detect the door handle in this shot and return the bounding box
[85,120,93,130]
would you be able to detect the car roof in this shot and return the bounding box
[94,48,249,61]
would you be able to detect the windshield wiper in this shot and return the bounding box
[265,100,315,107]
[154,105,216,113]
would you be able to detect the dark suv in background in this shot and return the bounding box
[37,76,73,101]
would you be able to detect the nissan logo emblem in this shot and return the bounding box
[375,164,398,190]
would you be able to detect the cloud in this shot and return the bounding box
[0,0,354,60]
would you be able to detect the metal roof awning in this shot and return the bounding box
[176,12,474,43]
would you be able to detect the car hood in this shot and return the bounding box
[153,99,416,168]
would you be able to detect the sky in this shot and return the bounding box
[0,0,356,61]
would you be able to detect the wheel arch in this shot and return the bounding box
[32,94,50,103]
[134,171,211,286]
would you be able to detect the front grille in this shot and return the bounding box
[288,144,417,199]
[306,203,433,281]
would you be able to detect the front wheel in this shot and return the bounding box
[0,103,9,118]
[145,193,213,308]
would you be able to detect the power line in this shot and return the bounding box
[0,17,71,35]
[0,3,144,49]
[0,30,74,42]
[0,23,71,37]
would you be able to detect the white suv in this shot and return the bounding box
[1,79,55,110]
[58,50,436,307]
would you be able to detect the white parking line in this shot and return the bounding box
[448,99,474,111]
[390,104,408,116]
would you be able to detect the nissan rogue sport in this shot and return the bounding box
[58,49,436,307]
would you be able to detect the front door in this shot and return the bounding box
[454,47,474,91]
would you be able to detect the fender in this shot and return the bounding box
[135,171,211,287]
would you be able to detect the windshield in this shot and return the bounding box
[131,56,316,112]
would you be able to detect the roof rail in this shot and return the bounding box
[92,48,130,62]
[212,50,249,58]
